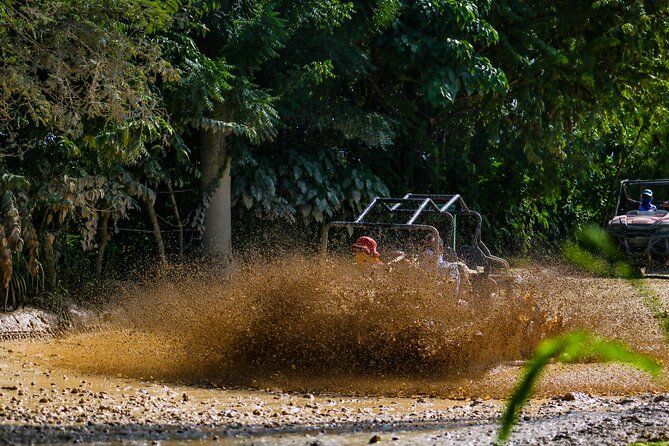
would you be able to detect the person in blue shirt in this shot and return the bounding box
[639,189,657,211]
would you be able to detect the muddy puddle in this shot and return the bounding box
[2,257,669,444]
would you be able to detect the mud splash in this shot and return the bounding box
[24,257,669,397]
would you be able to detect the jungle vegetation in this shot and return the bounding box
[1,0,669,307]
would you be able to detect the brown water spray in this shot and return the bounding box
[34,257,669,396]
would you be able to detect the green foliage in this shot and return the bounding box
[402,0,669,252]
[496,331,662,445]
[0,0,177,155]
[0,0,192,306]
[38,173,155,250]
[1,174,30,191]
[177,0,400,231]
[371,0,401,29]
[164,1,284,146]
[232,148,390,224]
[211,0,510,233]
[167,0,669,255]
[375,0,508,107]
[562,224,635,278]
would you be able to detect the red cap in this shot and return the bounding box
[351,236,380,258]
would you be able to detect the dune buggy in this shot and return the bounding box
[321,193,509,282]
[606,179,669,265]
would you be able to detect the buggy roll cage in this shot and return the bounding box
[321,193,509,273]
[614,179,669,216]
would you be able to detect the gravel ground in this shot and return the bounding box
[0,338,668,446]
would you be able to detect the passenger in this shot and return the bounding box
[421,234,471,296]
[639,189,657,211]
[351,236,383,267]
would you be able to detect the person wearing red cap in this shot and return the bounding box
[351,236,384,267]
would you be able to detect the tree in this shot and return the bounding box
[220,0,507,237]
[343,0,669,251]
[473,0,669,248]
[165,0,381,257]
[0,0,177,153]
[162,1,283,259]
[0,0,180,303]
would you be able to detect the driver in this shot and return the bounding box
[351,236,383,267]
[639,189,657,211]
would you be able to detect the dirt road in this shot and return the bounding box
[1,261,669,444]
[1,340,668,445]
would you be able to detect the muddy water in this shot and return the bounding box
[24,257,561,391]
[17,257,669,397]
[2,258,669,444]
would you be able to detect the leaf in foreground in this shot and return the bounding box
[496,331,662,445]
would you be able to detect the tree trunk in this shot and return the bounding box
[200,127,233,262]
[145,194,167,267]
[166,181,184,258]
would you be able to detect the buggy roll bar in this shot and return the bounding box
[620,179,669,186]
[321,193,509,272]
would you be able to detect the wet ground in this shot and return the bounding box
[1,259,669,444]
